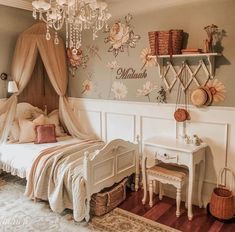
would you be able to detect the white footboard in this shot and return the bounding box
[83,139,139,220]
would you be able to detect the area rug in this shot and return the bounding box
[91,208,180,232]
[0,173,179,232]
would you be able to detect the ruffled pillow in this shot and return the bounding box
[0,113,7,136]
[9,120,20,142]
[16,103,44,120]
[18,114,46,143]
[45,110,67,137]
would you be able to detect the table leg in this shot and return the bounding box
[142,155,147,204]
[188,164,195,220]
[135,152,140,191]
[198,160,205,208]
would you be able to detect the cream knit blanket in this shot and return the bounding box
[25,139,104,222]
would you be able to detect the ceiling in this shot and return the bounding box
[0,0,206,18]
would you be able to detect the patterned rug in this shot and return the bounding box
[0,173,179,232]
[92,208,180,232]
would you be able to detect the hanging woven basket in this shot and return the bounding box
[209,167,235,220]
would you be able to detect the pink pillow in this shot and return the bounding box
[35,124,57,144]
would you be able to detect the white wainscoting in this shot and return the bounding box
[69,97,235,206]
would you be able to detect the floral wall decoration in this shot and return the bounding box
[137,81,157,102]
[106,60,120,98]
[67,48,89,76]
[206,79,226,102]
[86,44,102,62]
[68,2,233,107]
[104,14,141,57]
[140,48,156,70]
[136,81,168,103]
[82,79,93,95]
[111,81,128,100]
[107,60,120,70]
[156,86,167,103]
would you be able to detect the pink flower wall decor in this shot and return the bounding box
[82,79,93,95]
[67,48,89,76]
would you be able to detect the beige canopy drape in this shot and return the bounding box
[0,23,91,143]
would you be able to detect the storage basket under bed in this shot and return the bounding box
[90,178,128,216]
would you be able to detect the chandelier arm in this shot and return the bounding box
[32,0,111,51]
[52,17,65,31]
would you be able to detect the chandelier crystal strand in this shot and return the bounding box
[32,0,111,52]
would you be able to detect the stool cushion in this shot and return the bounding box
[147,164,188,182]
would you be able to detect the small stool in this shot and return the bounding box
[147,163,188,217]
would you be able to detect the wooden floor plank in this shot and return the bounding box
[118,189,235,232]
[207,221,224,232]
[143,201,172,220]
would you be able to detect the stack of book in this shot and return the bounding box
[181,48,203,54]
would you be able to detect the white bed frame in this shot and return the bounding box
[83,138,140,221]
[0,137,140,221]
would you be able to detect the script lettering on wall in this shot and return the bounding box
[116,68,147,80]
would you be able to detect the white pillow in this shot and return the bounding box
[9,120,20,142]
[16,103,44,120]
[45,110,66,137]
[18,114,45,143]
[0,113,6,133]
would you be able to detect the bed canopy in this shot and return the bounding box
[0,22,91,143]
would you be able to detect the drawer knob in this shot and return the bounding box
[164,153,167,157]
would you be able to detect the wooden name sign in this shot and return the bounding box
[116,68,147,80]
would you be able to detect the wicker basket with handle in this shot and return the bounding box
[209,167,235,220]
[90,178,128,216]
[148,30,184,56]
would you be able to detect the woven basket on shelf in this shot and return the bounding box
[148,30,184,56]
[90,178,128,216]
[209,167,235,220]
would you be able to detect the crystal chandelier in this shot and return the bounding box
[32,0,111,54]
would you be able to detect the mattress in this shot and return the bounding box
[0,136,81,179]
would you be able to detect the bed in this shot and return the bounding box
[0,136,80,178]
[0,23,139,222]
[0,136,139,222]
[0,103,140,222]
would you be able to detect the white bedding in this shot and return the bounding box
[0,136,81,179]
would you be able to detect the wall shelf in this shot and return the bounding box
[149,53,221,92]
[148,52,221,59]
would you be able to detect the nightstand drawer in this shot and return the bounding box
[144,145,189,165]
[156,149,178,163]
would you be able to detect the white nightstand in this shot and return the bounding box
[142,136,207,220]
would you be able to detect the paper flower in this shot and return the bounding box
[206,79,226,102]
[137,81,158,97]
[67,48,88,70]
[111,81,128,100]
[109,22,130,49]
[137,81,158,102]
[140,48,156,69]
[82,80,93,95]
[104,14,141,57]
[86,45,102,61]
[107,61,120,70]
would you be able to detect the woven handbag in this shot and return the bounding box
[209,167,235,220]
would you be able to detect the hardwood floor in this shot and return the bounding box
[119,189,235,232]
